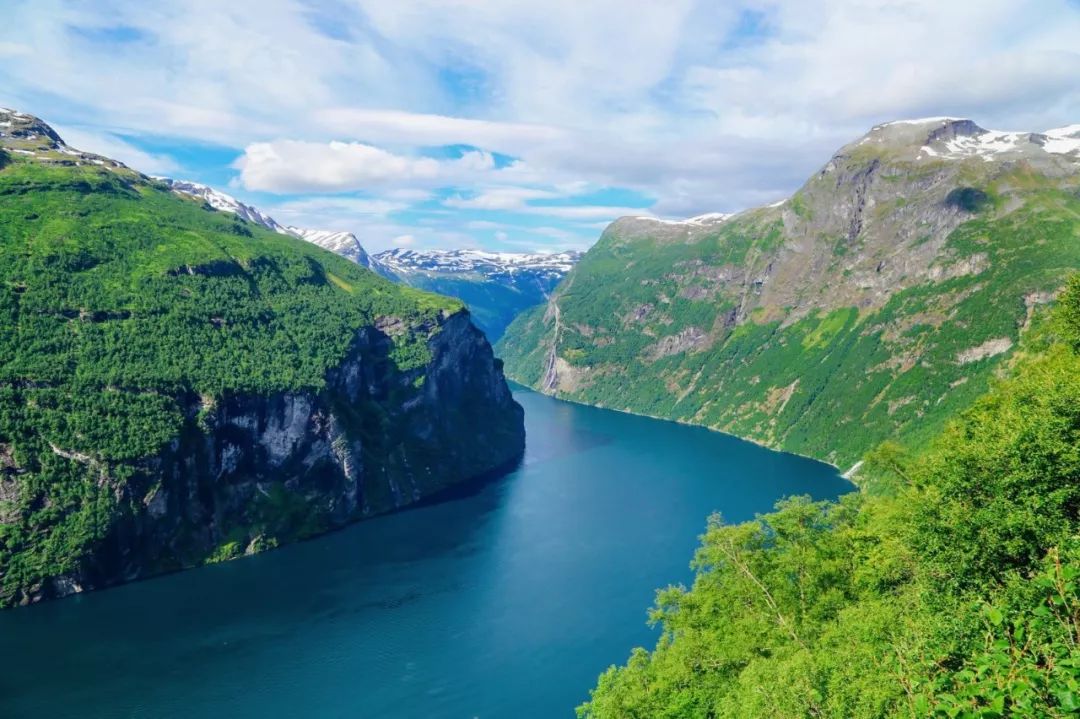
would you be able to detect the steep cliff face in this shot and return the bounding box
[498,118,1080,467]
[0,109,524,607]
[22,312,522,606]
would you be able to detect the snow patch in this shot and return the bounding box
[688,212,734,224]
[161,178,291,234]
[374,248,582,277]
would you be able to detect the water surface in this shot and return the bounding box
[0,386,851,718]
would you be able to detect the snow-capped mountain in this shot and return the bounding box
[372,248,583,340]
[160,176,582,339]
[162,179,389,275]
[853,118,1080,162]
[284,226,378,271]
[374,248,581,280]
[158,178,291,234]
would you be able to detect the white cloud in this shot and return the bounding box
[518,204,654,221]
[235,140,442,192]
[4,0,1080,244]
[0,41,31,57]
[236,141,511,193]
[261,196,411,237]
[392,234,416,246]
[313,108,563,155]
[444,187,558,210]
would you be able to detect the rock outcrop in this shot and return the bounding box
[0,109,525,607]
[19,312,523,606]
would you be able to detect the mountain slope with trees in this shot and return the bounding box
[0,108,524,607]
[579,276,1080,718]
[498,118,1080,469]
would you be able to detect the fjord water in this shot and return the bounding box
[0,386,850,718]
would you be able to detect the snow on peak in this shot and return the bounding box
[160,179,291,234]
[916,124,1080,162]
[1042,125,1080,156]
[285,227,374,268]
[688,212,734,224]
[628,212,735,227]
[855,116,1080,163]
[373,248,582,277]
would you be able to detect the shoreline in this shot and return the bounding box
[507,380,860,486]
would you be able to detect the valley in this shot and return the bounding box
[4,6,1080,712]
[162,180,582,341]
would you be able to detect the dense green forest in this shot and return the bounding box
[0,156,458,604]
[578,277,1080,717]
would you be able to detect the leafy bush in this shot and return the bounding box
[578,279,1080,718]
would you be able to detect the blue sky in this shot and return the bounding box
[2,0,1080,253]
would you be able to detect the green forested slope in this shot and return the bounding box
[578,278,1080,718]
[0,119,527,605]
[498,119,1080,469]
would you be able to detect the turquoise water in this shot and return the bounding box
[0,386,850,718]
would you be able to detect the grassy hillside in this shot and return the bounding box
[578,276,1080,718]
[0,151,465,604]
[499,121,1080,468]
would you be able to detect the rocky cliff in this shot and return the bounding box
[498,118,1080,468]
[0,108,525,607]
[19,312,523,605]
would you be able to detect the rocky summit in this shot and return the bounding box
[0,109,525,607]
[497,117,1080,468]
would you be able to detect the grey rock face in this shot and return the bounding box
[16,311,524,606]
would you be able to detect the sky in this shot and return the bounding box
[2,0,1080,253]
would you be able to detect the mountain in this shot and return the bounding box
[160,181,581,339]
[0,108,524,607]
[497,117,1080,469]
[373,248,583,340]
[157,178,292,235]
[580,282,1080,715]
[283,226,388,275]
[158,180,384,271]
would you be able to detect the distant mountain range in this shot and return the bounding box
[161,180,581,339]
[372,248,582,339]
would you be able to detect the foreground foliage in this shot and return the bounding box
[579,277,1080,718]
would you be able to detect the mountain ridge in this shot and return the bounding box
[0,108,525,606]
[158,176,582,338]
[497,116,1080,469]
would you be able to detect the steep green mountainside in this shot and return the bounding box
[578,278,1080,718]
[498,119,1080,468]
[0,109,524,607]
